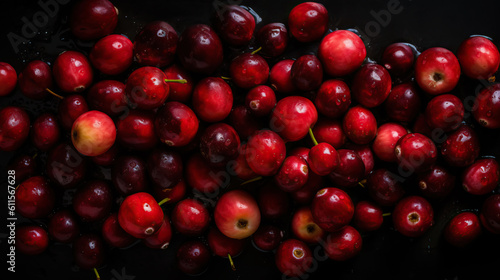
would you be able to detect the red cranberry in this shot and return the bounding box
[163,64,194,103]
[134,21,178,67]
[245,85,276,117]
[101,213,135,248]
[417,165,456,199]
[441,124,480,167]
[311,187,354,232]
[425,94,464,132]
[271,96,318,142]
[186,153,227,193]
[53,51,93,93]
[171,198,210,236]
[312,118,346,149]
[7,154,37,183]
[252,224,283,251]
[177,24,223,74]
[462,158,500,195]
[90,34,133,75]
[0,62,17,96]
[381,43,415,76]
[473,83,500,129]
[30,113,60,151]
[46,142,87,189]
[345,143,375,176]
[73,180,113,222]
[291,54,323,91]
[288,2,328,42]
[231,144,258,180]
[444,212,482,247]
[70,0,117,40]
[112,156,148,196]
[73,234,105,270]
[16,225,49,255]
[199,122,240,167]
[392,195,434,238]
[394,133,437,173]
[116,109,158,151]
[48,209,80,243]
[18,60,53,100]
[458,36,500,80]
[372,122,407,162]
[315,79,351,119]
[118,192,164,239]
[291,206,325,244]
[16,176,55,219]
[58,94,89,130]
[275,155,309,192]
[269,59,296,93]
[308,143,339,176]
[352,63,392,108]
[228,105,262,140]
[245,130,286,176]
[207,227,246,259]
[152,180,187,206]
[155,101,199,147]
[479,194,500,234]
[275,239,312,278]
[87,80,127,117]
[342,105,377,145]
[353,201,384,232]
[214,5,255,46]
[384,82,422,123]
[415,47,461,95]
[125,66,169,110]
[324,225,363,261]
[143,216,173,249]
[147,148,183,190]
[319,30,366,76]
[192,77,233,122]
[256,23,288,57]
[366,168,405,206]
[289,146,310,163]
[177,240,211,275]
[230,53,269,89]
[0,106,30,152]
[291,172,324,205]
[328,149,365,188]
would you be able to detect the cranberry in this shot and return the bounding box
[231,143,258,180]
[207,227,246,260]
[392,195,434,238]
[290,172,323,205]
[288,2,328,42]
[53,51,93,93]
[291,54,323,91]
[275,239,313,278]
[425,94,464,132]
[395,133,437,173]
[186,153,226,193]
[90,34,134,75]
[473,83,500,129]
[214,5,255,46]
[7,154,37,183]
[352,63,392,108]
[73,234,105,270]
[311,187,354,232]
[192,77,233,123]
[155,101,199,147]
[133,21,178,67]
[152,180,187,206]
[328,149,365,188]
[0,62,17,96]
[417,165,456,199]
[381,43,415,76]
[479,194,500,234]
[46,142,87,189]
[16,225,49,255]
[415,47,461,95]
[171,198,210,236]
[228,105,262,139]
[353,201,384,232]
[462,158,500,195]
[118,192,164,239]
[0,106,30,152]
[324,225,363,261]
[125,66,169,110]
[143,216,173,249]
[319,30,366,76]
[116,109,158,151]
[315,79,351,119]
[176,240,211,275]
[112,156,148,196]
[58,94,89,130]
[384,82,422,123]
[271,96,318,142]
[177,24,223,74]
[163,64,194,103]
[16,176,55,219]
[73,180,113,222]
[308,143,339,176]
[291,206,325,244]
[230,53,269,89]
[214,190,261,239]
[18,60,53,100]
[29,113,60,151]
[345,143,375,176]
[252,224,283,251]
[87,80,127,117]
[69,0,117,40]
[199,122,240,167]
[48,209,80,243]
[245,85,276,117]
[372,122,407,162]
[269,59,296,93]
[441,124,480,167]
[256,23,288,57]
[275,155,309,192]
[366,168,405,206]
[289,146,311,163]
[101,213,135,248]
[342,105,377,145]
[457,36,500,80]
[444,212,482,247]
[245,130,286,176]
[311,118,346,149]
[147,148,183,190]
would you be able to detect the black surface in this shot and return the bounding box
[1,0,500,280]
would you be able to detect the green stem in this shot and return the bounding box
[45,88,63,99]
[241,176,263,186]
[158,197,171,206]
[221,76,231,80]
[251,46,262,55]
[93,268,100,280]
[165,79,187,84]
[308,127,318,146]
[228,254,236,271]
[382,213,391,217]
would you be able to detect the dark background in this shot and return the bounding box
[1,0,500,279]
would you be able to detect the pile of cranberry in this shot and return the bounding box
[2,0,500,278]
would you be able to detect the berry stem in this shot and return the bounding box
[357,179,367,188]
[93,268,100,280]
[241,176,263,186]
[45,88,63,99]
[308,127,318,146]
[165,79,187,84]
[382,213,391,217]
[221,76,231,80]
[251,46,262,55]
[227,253,236,271]
[158,197,171,206]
